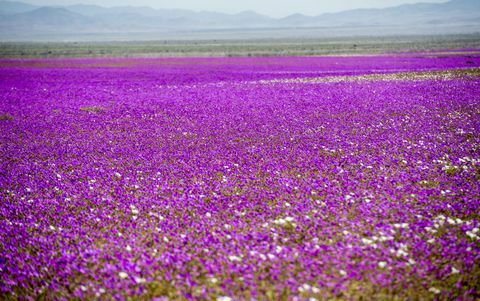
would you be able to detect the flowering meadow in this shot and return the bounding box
[1,53,479,300]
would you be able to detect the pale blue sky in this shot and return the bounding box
[20,0,448,17]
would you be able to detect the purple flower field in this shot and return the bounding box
[1,53,479,300]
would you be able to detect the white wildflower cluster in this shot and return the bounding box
[466,227,479,240]
[390,243,409,257]
[458,156,479,166]
[273,216,296,227]
[130,204,139,220]
[361,237,378,248]
[95,288,106,297]
[440,190,451,195]
[393,223,409,229]
[130,205,139,215]
[228,255,242,262]
[148,211,165,221]
[235,210,246,217]
[249,250,276,261]
[118,272,128,279]
[431,215,464,229]
[361,231,394,248]
[363,197,372,204]
[345,192,356,204]
[434,154,464,174]
[298,283,320,294]
[447,217,463,225]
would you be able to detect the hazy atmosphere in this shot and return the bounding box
[1,0,480,299]
[1,0,478,41]
[13,0,448,17]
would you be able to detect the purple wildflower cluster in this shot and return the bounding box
[0,53,479,300]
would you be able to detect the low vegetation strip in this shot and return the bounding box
[256,67,480,84]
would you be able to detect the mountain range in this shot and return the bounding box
[1,0,479,40]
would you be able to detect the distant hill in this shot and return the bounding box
[1,7,98,30]
[0,0,36,14]
[0,0,479,40]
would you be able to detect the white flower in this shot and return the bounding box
[339,270,347,276]
[224,224,232,230]
[118,272,128,279]
[378,261,387,268]
[447,218,456,225]
[267,253,275,260]
[362,238,373,244]
[428,287,441,294]
[393,223,409,229]
[125,245,132,252]
[217,297,233,301]
[466,230,479,240]
[228,255,241,262]
[206,212,212,218]
[451,267,460,274]
[134,277,146,284]
[114,172,122,178]
[298,283,311,292]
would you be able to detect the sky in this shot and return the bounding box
[19,0,449,17]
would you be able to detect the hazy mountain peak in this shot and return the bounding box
[0,0,479,41]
